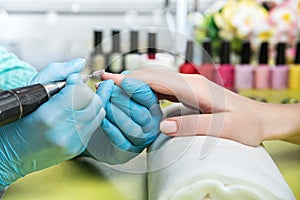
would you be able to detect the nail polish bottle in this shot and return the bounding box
[254,41,271,90]
[198,38,215,81]
[89,29,105,74]
[141,32,157,65]
[271,42,289,90]
[147,32,157,60]
[179,40,197,74]
[216,40,234,90]
[289,41,300,89]
[106,29,124,73]
[141,32,175,68]
[235,40,253,90]
[124,30,141,71]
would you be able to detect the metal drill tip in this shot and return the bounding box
[88,70,105,80]
[55,81,66,89]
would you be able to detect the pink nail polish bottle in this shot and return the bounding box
[254,42,271,90]
[271,42,289,90]
[235,40,253,90]
[216,40,234,90]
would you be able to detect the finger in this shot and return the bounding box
[160,113,262,146]
[96,79,115,107]
[102,71,180,104]
[102,72,125,85]
[61,74,94,110]
[119,78,163,130]
[105,102,149,146]
[101,118,141,152]
[71,93,103,122]
[76,107,106,146]
[120,78,158,109]
[109,85,153,130]
[29,58,86,84]
[104,68,201,110]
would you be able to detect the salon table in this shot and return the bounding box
[3,90,300,200]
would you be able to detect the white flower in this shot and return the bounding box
[269,4,297,31]
[232,5,267,37]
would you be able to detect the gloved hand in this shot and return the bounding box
[85,77,162,164]
[0,59,105,189]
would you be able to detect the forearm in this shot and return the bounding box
[0,45,37,90]
[260,103,300,144]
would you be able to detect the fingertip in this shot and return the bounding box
[160,120,178,135]
[66,73,84,85]
[96,79,114,95]
[96,80,115,106]
[102,72,125,86]
[70,58,86,72]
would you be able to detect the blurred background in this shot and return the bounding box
[0,0,300,199]
[0,0,217,69]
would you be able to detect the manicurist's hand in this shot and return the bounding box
[0,59,105,189]
[102,67,300,146]
[85,75,162,164]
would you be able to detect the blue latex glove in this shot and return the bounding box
[85,78,162,164]
[0,59,105,189]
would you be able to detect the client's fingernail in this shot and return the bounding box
[95,82,100,89]
[160,120,178,134]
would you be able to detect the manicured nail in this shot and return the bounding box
[160,120,178,134]
[95,82,100,89]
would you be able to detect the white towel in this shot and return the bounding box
[84,103,295,200]
[147,135,296,200]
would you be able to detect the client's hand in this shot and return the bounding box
[102,67,300,146]
[85,77,162,164]
[0,59,105,189]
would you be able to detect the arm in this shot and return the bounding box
[0,45,37,90]
[102,68,300,146]
[0,59,105,189]
[260,103,300,144]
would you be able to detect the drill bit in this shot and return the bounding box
[82,70,105,82]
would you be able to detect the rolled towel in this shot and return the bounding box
[147,135,296,200]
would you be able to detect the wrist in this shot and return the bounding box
[260,103,300,143]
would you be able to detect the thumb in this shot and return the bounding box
[28,58,85,84]
[160,115,201,137]
[160,114,226,139]
[160,113,263,147]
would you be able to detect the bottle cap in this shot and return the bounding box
[94,29,103,53]
[112,29,120,52]
[202,38,211,63]
[147,32,157,55]
[130,30,139,54]
[220,40,230,64]
[275,42,286,65]
[259,41,268,64]
[185,40,194,63]
[241,40,251,64]
[295,41,300,64]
